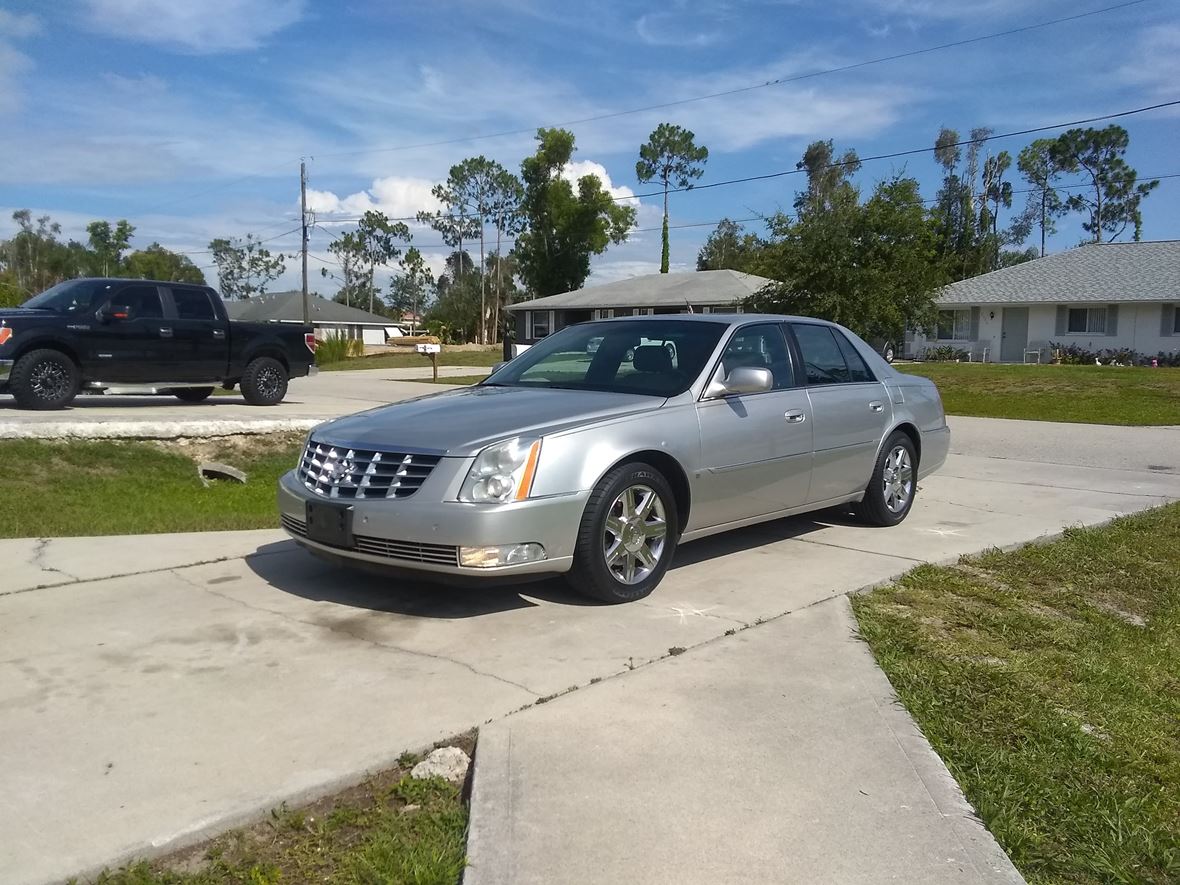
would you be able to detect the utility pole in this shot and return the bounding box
[300,159,310,324]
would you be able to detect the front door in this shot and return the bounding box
[691,323,813,531]
[86,283,168,382]
[790,323,890,504]
[1001,307,1029,363]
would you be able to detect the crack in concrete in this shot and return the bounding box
[791,536,927,563]
[170,570,540,697]
[30,538,81,583]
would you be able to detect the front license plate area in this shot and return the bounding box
[306,501,353,548]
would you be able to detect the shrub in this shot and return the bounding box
[922,345,970,361]
[1049,342,1180,367]
[314,333,362,364]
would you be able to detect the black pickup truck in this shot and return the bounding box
[0,278,316,410]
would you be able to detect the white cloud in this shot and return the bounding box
[0,11,39,114]
[562,160,639,206]
[0,10,42,39]
[306,177,443,222]
[79,0,306,52]
[635,12,717,47]
[1120,24,1180,101]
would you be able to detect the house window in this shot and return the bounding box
[530,311,551,339]
[1067,307,1106,334]
[1173,307,1180,334]
[936,309,971,340]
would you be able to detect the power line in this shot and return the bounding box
[314,1,1155,159]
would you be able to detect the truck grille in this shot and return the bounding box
[281,515,459,567]
[298,439,441,500]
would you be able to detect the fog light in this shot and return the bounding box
[459,543,547,568]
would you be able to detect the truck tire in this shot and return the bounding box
[10,349,81,410]
[240,356,288,406]
[171,387,215,402]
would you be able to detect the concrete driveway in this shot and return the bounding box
[0,366,489,438]
[1,419,1178,884]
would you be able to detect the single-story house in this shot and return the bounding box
[506,269,773,352]
[224,290,395,346]
[910,241,1180,362]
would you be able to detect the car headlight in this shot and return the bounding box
[459,437,541,503]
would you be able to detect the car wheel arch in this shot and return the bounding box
[595,449,691,536]
[880,421,921,470]
[12,338,81,370]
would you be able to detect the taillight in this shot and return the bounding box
[305,332,317,353]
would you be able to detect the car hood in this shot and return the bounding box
[312,385,662,457]
[0,308,52,320]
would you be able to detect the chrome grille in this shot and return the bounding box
[281,515,458,567]
[298,439,441,500]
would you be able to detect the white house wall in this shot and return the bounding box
[911,302,1179,362]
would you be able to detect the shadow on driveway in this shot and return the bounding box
[244,509,851,619]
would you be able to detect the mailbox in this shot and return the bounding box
[416,343,442,354]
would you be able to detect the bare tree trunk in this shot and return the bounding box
[478,214,487,345]
[1040,189,1047,257]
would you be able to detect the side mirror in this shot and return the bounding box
[706,366,773,398]
[100,304,133,323]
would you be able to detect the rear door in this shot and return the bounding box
[87,283,168,382]
[789,323,889,504]
[165,286,227,381]
[692,323,813,531]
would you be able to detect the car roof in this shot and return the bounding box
[69,277,211,287]
[588,312,835,327]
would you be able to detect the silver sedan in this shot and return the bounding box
[278,315,949,603]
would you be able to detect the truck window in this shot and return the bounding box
[112,284,164,319]
[172,288,216,320]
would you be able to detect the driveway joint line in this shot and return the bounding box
[791,536,927,563]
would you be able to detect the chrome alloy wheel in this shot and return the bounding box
[30,360,71,401]
[602,484,667,585]
[882,444,914,514]
[256,365,283,398]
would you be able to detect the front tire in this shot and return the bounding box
[856,431,917,526]
[240,357,288,406]
[566,462,679,603]
[9,349,81,410]
[171,387,214,402]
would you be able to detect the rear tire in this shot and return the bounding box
[9,349,81,410]
[240,357,288,406]
[172,387,214,402]
[855,431,917,526]
[565,462,679,603]
[882,343,896,363]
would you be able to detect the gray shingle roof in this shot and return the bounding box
[224,290,391,325]
[507,269,774,311]
[936,241,1180,305]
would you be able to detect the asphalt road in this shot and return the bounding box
[2,418,1178,884]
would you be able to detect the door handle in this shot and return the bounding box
[784,410,806,423]
[869,401,884,412]
[159,327,173,338]
[212,329,226,339]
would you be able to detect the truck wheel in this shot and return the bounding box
[10,349,81,410]
[565,462,679,604]
[171,387,215,402]
[240,357,288,406]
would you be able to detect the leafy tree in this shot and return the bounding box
[1016,139,1065,257]
[426,251,481,343]
[487,169,525,340]
[124,243,206,284]
[325,230,369,307]
[0,211,85,304]
[515,128,636,297]
[636,123,708,272]
[355,210,411,314]
[85,220,135,276]
[208,233,286,300]
[386,246,435,332]
[979,150,1013,270]
[1050,125,1159,242]
[697,219,764,272]
[793,140,860,218]
[417,182,480,307]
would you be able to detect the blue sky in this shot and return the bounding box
[1,0,1177,292]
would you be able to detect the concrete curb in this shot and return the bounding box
[0,418,321,440]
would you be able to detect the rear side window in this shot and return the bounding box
[791,324,850,385]
[172,287,215,320]
[834,332,874,383]
[113,284,163,319]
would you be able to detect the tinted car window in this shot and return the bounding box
[834,331,873,383]
[22,279,113,315]
[172,287,215,320]
[720,324,794,389]
[791,323,851,385]
[112,284,163,319]
[485,319,727,397]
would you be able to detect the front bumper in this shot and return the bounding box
[0,359,12,387]
[277,469,586,579]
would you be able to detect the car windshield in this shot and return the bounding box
[22,280,114,315]
[485,319,728,397]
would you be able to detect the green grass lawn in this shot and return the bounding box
[87,743,469,885]
[0,435,305,538]
[853,505,1180,885]
[897,362,1180,425]
[318,349,501,372]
